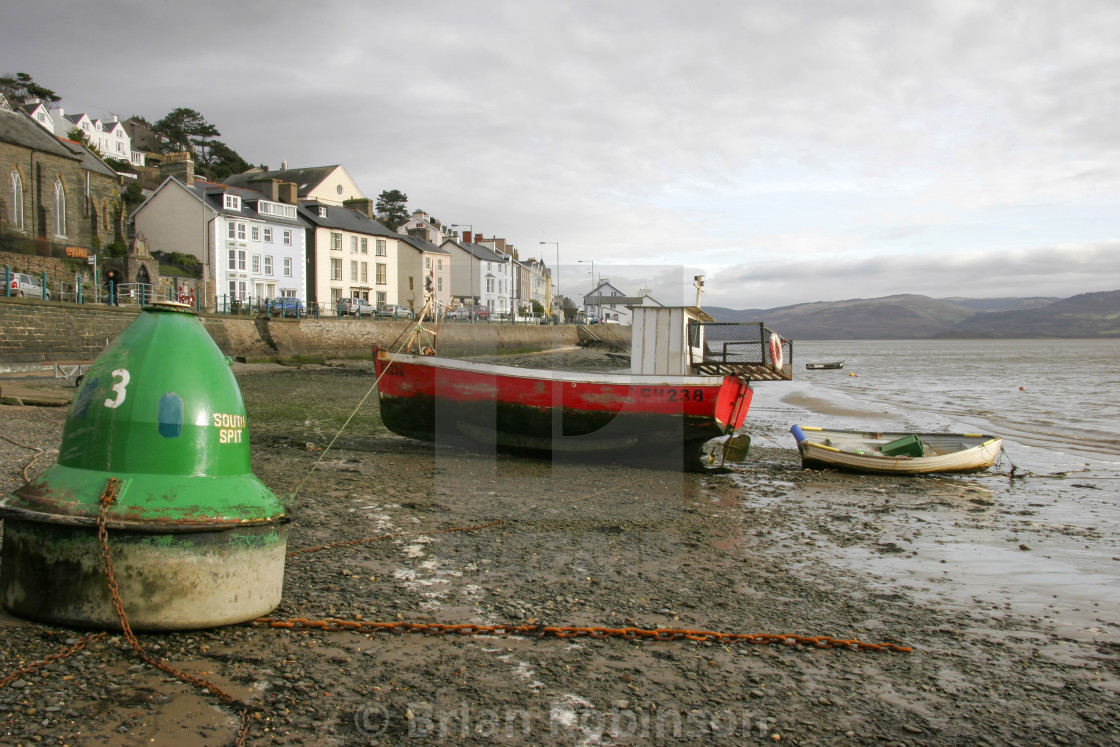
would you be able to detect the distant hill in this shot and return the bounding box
[706,291,1120,339]
[936,296,1059,312]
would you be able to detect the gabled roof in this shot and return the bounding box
[225,165,340,197]
[194,180,303,224]
[0,107,80,159]
[399,234,450,255]
[444,240,507,263]
[297,200,398,237]
[131,176,309,228]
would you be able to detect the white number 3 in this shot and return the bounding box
[104,368,130,409]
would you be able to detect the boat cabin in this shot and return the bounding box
[630,306,792,381]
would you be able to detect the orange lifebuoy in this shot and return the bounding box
[769,333,784,371]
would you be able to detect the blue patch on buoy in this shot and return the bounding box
[72,377,99,420]
[157,393,183,438]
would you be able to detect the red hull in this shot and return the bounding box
[373,349,752,468]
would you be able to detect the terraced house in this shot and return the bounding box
[132,156,306,307]
[297,198,401,310]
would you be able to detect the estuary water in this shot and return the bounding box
[744,338,1120,638]
[751,338,1120,474]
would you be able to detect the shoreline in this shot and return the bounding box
[0,362,1117,744]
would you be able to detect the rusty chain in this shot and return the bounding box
[0,631,108,689]
[95,477,253,747]
[252,617,912,653]
[0,477,910,747]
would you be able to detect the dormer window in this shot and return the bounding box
[318,206,328,218]
[224,194,241,210]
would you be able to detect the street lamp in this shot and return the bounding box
[450,224,474,308]
[578,259,595,319]
[540,241,559,317]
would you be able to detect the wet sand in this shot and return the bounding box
[0,359,1117,745]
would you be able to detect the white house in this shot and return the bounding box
[583,279,662,325]
[443,239,512,314]
[91,116,132,163]
[132,157,307,308]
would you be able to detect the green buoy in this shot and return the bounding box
[0,302,289,630]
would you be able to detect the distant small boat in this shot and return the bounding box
[790,425,1003,474]
[805,361,844,370]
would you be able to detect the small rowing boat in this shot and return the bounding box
[805,361,844,370]
[790,425,1003,474]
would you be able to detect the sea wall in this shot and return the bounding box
[0,297,621,363]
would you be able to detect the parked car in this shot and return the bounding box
[8,272,50,299]
[337,297,375,316]
[268,297,305,317]
[379,304,415,319]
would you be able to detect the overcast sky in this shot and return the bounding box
[6,0,1120,308]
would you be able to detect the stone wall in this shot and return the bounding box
[2,251,92,301]
[0,298,589,363]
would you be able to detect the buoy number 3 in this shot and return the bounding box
[104,369,130,409]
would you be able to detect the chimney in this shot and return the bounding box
[343,197,374,218]
[281,160,288,170]
[277,182,298,204]
[248,177,280,201]
[472,232,483,244]
[159,152,195,187]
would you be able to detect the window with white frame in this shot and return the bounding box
[351,260,358,281]
[8,170,23,231]
[486,277,495,293]
[361,263,368,283]
[228,250,237,270]
[331,232,342,251]
[228,223,236,240]
[251,225,260,241]
[258,201,296,219]
[283,257,292,277]
[437,276,443,292]
[361,238,368,254]
[238,250,246,270]
[53,178,66,237]
[376,291,386,306]
[252,255,261,273]
[350,236,358,253]
[376,263,387,285]
[283,229,292,245]
[425,257,431,269]
[331,258,342,281]
[224,194,241,210]
[263,227,272,243]
[437,258,443,270]
[376,239,387,256]
[237,223,246,240]
[264,256,273,275]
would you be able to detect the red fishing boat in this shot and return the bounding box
[373,306,791,469]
